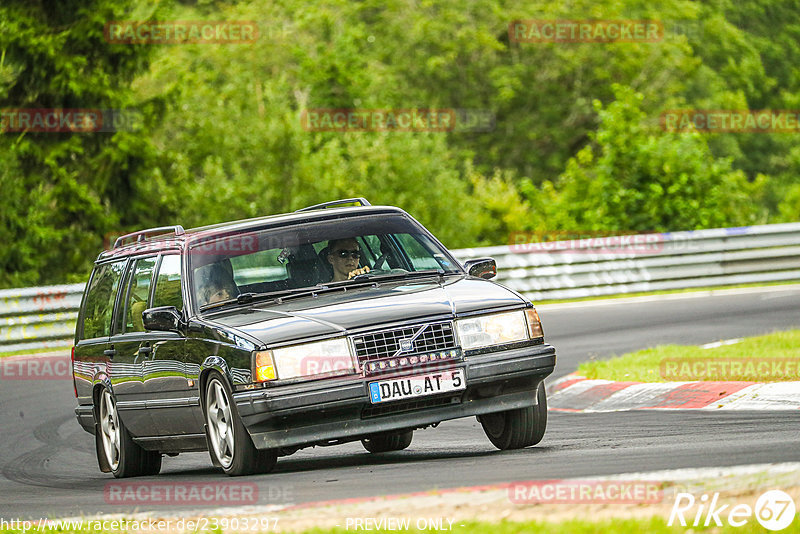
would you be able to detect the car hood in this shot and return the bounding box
[204,275,526,346]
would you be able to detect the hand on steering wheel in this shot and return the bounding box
[348,266,371,279]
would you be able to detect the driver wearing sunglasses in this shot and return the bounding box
[327,238,370,282]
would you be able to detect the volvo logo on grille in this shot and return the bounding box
[399,339,415,352]
[391,324,432,357]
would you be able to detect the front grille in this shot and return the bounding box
[352,321,456,363]
[361,394,461,418]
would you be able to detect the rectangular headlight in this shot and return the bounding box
[256,337,356,382]
[455,310,529,350]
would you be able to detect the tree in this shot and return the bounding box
[522,84,767,233]
[0,0,163,286]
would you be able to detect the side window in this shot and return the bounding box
[152,255,183,311]
[81,260,126,340]
[113,262,135,335]
[124,257,157,333]
[395,233,442,271]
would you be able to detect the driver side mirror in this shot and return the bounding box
[463,257,497,279]
[142,306,183,332]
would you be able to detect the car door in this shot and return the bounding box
[111,256,158,438]
[144,254,197,436]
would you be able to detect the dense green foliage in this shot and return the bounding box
[2,0,799,287]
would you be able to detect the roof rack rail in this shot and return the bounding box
[113,225,186,249]
[295,198,372,213]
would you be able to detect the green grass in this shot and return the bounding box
[534,279,800,305]
[4,517,797,534]
[577,329,800,382]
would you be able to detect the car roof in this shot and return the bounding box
[96,204,408,262]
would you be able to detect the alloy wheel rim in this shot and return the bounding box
[100,390,121,470]
[206,380,235,468]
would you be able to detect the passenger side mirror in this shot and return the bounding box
[142,306,183,332]
[463,258,497,279]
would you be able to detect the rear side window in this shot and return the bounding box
[152,255,183,310]
[81,260,126,340]
[123,257,157,333]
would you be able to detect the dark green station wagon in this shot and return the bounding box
[72,199,556,477]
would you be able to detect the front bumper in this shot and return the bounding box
[235,342,556,450]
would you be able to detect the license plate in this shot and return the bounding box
[368,369,466,404]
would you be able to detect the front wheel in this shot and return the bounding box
[204,375,277,476]
[97,388,162,478]
[479,382,547,450]
[361,430,413,453]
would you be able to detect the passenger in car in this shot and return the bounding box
[196,261,239,306]
[327,238,370,282]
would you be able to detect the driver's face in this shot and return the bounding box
[328,239,360,280]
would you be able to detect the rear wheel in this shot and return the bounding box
[97,388,162,478]
[204,375,277,476]
[361,430,413,453]
[479,382,547,450]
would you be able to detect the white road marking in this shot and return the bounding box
[709,382,800,410]
[700,338,742,349]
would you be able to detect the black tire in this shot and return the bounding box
[361,430,414,453]
[204,374,277,476]
[97,387,162,478]
[479,382,547,450]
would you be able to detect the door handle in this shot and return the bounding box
[103,348,116,359]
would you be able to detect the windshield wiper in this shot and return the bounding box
[200,289,298,311]
[199,282,380,312]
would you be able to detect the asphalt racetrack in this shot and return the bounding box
[1,285,799,520]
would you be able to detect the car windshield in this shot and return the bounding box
[188,213,461,310]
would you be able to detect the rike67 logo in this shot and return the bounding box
[669,490,796,531]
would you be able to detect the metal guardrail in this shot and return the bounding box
[2,223,799,353]
[453,222,800,301]
[0,284,85,353]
